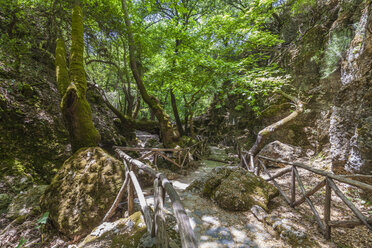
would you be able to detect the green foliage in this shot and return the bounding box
[290,0,317,15]
[36,211,49,229]
[16,236,27,248]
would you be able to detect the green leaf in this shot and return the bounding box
[16,236,27,248]
[36,211,49,225]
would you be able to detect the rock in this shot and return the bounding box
[188,167,279,211]
[257,141,304,166]
[77,212,147,248]
[40,147,125,239]
[0,193,11,212]
[6,185,48,219]
[251,205,311,247]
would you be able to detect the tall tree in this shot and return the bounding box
[56,3,100,151]
[121,0,179,147]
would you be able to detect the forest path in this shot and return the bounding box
[142,145,286,248]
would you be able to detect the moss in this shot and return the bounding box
[40,147,124,238]
[55,39,70,95]
[61,84,101,151]
[55,4,100,152]
[70,5,87,96]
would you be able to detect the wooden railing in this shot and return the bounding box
[113,137,208,169]
[103,147,198,248]
[243,154,372,240]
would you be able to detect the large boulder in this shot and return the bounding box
[188,167,279,211]
[40,147,124,239]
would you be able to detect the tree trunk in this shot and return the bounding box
[56,4,100,152]
[247,90,304,166]
[132,96,140,119]
[170,88,184,136]
[91,84,159,135]
[121,0,179,147]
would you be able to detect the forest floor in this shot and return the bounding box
[141,144,371,247]
[0,141,371,248]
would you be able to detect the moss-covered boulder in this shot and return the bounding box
[6,185,47,219]
[188,167,279,211]
[77,212,147,248]
[40,147,124,239]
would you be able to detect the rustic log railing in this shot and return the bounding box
[114,138,207,169]
[241,154,372,240]
[103,147,198,248]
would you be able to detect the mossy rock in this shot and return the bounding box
[6,185,47,219]
[190,167,279,211]
[212,169,279,211]
[78,212,147,248]
[40,147,125,239]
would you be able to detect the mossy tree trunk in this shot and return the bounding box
[121,0,179,147]
[56,4,100,152]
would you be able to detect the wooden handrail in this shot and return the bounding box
[115,148,198,248]
[256,155,372,240]
[257,155,372,191]
[114,146,186,152]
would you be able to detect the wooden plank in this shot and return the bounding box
[102,171,130,222]
[327,178,372,231]
[114,146,183,152]
[181,151,188,168]
[250,154,255,172]
[258,155,372,191]
[139,151,155,160]
[154,178,169,248]
[293,179,326,207]
[291,166,296,206]
[265,166,292,181]
[129,171,153,233]
[258,160,291,205]
[328,218,372,228]
[154,152,158,167]
[128,177,134,216]
[115,149,197,247]
[159,175,198,248]
[293,167,325,232]
[324,178,331,240]
[241,154,250,171]
[157,152,182,168]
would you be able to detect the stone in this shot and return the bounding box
[6,185,48,219]
[40,147,125,239]
[257,141,304,166]
[77,212,147,248]
[188,167,279,211]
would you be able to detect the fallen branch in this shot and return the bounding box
[246,90,304,167]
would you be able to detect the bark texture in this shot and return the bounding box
[121,0,179,147]
[56,5,100,151]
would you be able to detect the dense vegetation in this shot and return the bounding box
[1,0,371,247]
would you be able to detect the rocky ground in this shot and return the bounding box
[1,142,371,247]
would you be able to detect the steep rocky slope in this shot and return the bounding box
[0,55,126,185]
[196,0,372,176]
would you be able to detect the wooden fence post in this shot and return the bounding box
[324,177,331,240]
[291,166,296,207]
